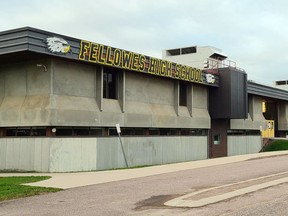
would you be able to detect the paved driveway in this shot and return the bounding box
[1,154,288,215]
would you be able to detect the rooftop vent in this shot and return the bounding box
[275,80,288,85]
[209,53,227,61]
[181,46,197,54]
[167,46,197,56]
[167,48,180,56]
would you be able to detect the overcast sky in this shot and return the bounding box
[1,0,288,85]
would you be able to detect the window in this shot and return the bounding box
[16,128,31,136]
[159,129,171,135]
[6,127,45,136]
[180,129,207,136]
[213,134,221,145]
[31,127,46,136]
[276,80,287,85]
[245,130,261,135]
[90,128,105,136]
[167,48,180,56]
[227,130,261,136]
[6,128,17,136]
[103,67,118,99]
[181,47,196,54]
[227,130,245,135]
[179,81,187,106]
[56,128,73,136]
[149,128,160,136]
[134,128,146,135]
[73,128,89,136]
[121,128,147,136]
[108,128,118,136]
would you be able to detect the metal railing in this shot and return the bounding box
[204,58,244,72]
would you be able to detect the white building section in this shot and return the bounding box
[274,80,288,91]
[162,45,227,69]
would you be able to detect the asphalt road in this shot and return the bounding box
[1,155,288,216]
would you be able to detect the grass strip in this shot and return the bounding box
[0,176,61,202]
[263,140,288,152]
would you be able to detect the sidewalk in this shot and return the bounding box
[1,151,288,189]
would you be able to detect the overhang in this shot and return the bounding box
[0,27,219,87]
[248,81,288,101]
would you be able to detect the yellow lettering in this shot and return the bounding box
[161,61,166,76]
[105,46,113,65]
[197,69,203,83]
[154,59,161,75]
[166,62,172,77]
[98,45,105,63]
[149,58,156,74]
[181,66,186,80]
[113,49,121,67]
[131,53,139,70]
[79,40,91,60]
[186,68,192,81]
[175,64,180,78]
[122,51,132,69]
[78,40,207,85]
[89,42,98,63]
[139,55,146,71]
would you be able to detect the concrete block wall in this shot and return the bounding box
[227,135,262,156]
[0,136,207,172]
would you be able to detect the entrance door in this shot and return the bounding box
[209,119,229,158]
[262,101,278,136]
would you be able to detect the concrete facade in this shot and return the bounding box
[0,136,207,172]
[0,58,210,129]
[230,95,266,130]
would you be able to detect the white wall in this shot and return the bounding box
[227,135,262,156]
[0,136,208,172]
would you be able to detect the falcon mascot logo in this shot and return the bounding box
[205,74,216,84]
[45,37,71,54]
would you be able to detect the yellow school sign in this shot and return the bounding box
[262,120,275,138]
[78,40,218,86]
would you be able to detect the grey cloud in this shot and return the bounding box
[1,0,288,84]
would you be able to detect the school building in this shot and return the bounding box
[0,27,287,172]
